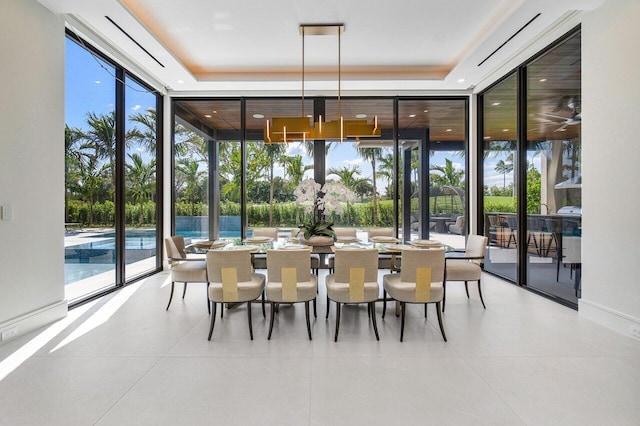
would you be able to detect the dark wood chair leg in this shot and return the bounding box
[326,295,330,319]
[313,297,317,318]
[206,283,210,314]
[400,302,406,342]
[382,290,387,318]
[370,302,380,341]
[442,281,447,313]
[424,304,427,318]
[221,302,224,318]
[464,281,469,298]
[208,302,217,340]
[334,302,341,342]
[436,301,447,342]
[368,303,371,318]
[247,301,253,340]
[268,302,276,340]
[182,283,187,299]
[261,290,266,318]
[305,301,312,341]
[477,279,486,309]
[166,282,175,310]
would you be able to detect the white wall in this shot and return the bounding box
[580,0,640,336]
[0,0,67,342]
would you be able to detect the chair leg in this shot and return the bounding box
[436,301,447,342]
[221,302,224,318]
[424,304,427,318]
[268,302,276,340]
[326,295,330,319]
[205,283,210,314]
[477,279,486,309]
[400,302,406,342]
[208,303,217,340]
[334,302,341,342]
[464,281,469,298]
[261,290,266,318]
[442,281,447,313]
[182,283,187,299]
[382,290,387,318]
[305,301,312,341]
[247,301,253,340]
[313,297,317,318]
[370,302,380,341]
[166,282,175,310]
[368,303,371,318]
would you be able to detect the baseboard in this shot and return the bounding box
[579,298,640,341]
[0,301,68,345]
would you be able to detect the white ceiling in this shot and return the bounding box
[38,0,604,94]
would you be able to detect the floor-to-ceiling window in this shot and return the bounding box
[65,32,162,303]
[171,97,468,251]
[479,28,581,307]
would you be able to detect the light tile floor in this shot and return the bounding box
[1,271,639,425]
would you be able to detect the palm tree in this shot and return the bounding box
[282,154,313,187]
[356,147,383,226]
[176,159,207,216]
[430,158,464,187]
[494,153,514,189]
[327,165,363,191]
[84,111,117,194]
[377,153,396,199]
[263,143,286,226]
[127,108,157,152]
[126,153,156,225]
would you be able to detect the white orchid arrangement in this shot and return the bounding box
[293,178,356,238]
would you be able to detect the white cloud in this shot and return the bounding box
[344,158,363,166]
[285,142,303,156]
[132,104,142,111]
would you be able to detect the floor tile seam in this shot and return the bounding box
[458,355,527,424]
[91,355,164,426]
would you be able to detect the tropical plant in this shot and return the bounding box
[494,153,514,189]
[356,146,383,226]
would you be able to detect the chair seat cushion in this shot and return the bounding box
[266,275,318,302]
[171,260,207,282]
[382,273,443,303]
[445,260,482,281]
[208,273,265,303]
[325,274,379,303]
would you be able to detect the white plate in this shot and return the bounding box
[280,244,310,250]
[243,236,273,243]
[410,239,441,247]
[227,245,260,253]
[383,244,413,252]
[336,236,359,243]
[370,236,400,243]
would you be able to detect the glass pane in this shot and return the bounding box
[482,73,518,281]
[173,102,210,242]
[526,31,582,303]
[324,99,395,240]
[246,99,314,239]
[124,76,159,280]
[398,99,467,249]
[64,37,117,301]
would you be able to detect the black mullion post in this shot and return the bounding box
[477,94,485,237]
[208,132,218,240]
[240,97,247,240]
[421,129,430,239]
[463,96,470,237]
[393,98,400,238]
[155,94,164,270]
[517,66,528,287]
[170,101,176,236]
[115,68,126,286]
[313,98,325,186]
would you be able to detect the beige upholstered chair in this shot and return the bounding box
[266,249,318,340]
[290,229,321,274]
[164,236,209,313]
[367,228,397,270]
[448,216,465,235]
[206,249,266,340]
[250,228,279,269]
[327,228,358,272]
[443,234,488,312]
[382,248,447,342]
[325,248,380,341]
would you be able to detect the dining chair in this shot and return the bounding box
[325,248,380,342]
[290,229,321,275]
[367,228,397,270]
[164,236,209,313]
[382,248,447,342]
[443,234,488,312]
[327,227,358,272]
[206,249,266,340]
[266,249,318,340]
[249,227,279,270]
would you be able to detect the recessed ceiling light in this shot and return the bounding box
[177,79,184,84]
[423,110,429,113]
[457,78,465,83]
[212,110,218,114]
[355,114,367,119]
[446,129,452,132]
[492,102,501,106]
[306,114,313,118]
[559,128,566,131]
[204,114,212,118]
[483,136,491,140]
[502,129,509,132]
[409,114,416,118]
[539,78,547,82]
[252,113,264,119]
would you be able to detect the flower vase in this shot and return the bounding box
[299,235,334,247]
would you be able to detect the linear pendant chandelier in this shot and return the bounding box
[264,24,380,143]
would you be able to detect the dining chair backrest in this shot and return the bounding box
[367,228,394,239]
[165,236,186,260]
[206,250,254,283]
[334,228,357,237]
[252,227,278,240]
[400,248,445,283]
[267,249,312,282]
[465,235,488,258]
[334,249,378,283]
